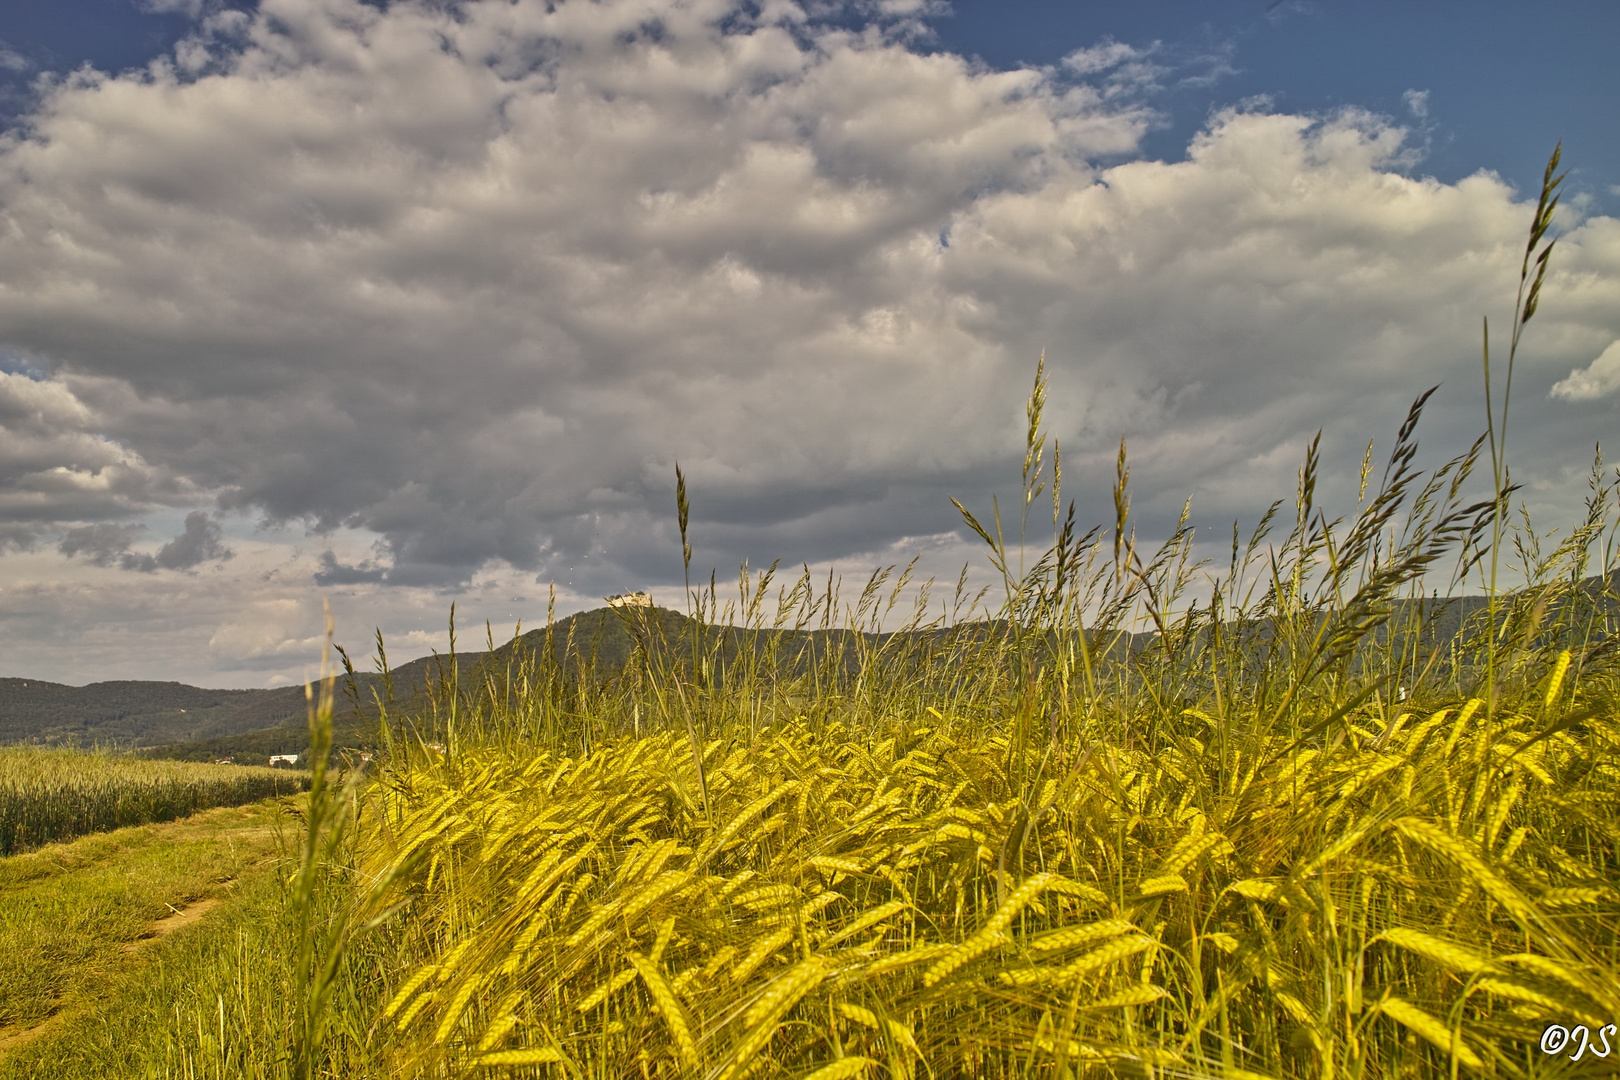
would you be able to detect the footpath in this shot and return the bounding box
[0,801,289,1062]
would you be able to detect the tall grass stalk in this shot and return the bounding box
[289,607,366,1080]
[1481,144,1567,725]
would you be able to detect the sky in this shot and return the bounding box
[0,0,1616,688]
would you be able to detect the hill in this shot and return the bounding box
[0,679,308,749]
[6,574,1614,764]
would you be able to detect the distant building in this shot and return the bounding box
[268,754,300,768]
[606,591,653,608]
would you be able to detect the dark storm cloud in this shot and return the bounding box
[57,511,229,573]
[156,511,232,569]
[59,521,147,565]
[0,367,200,528]
[0,0,1166,586]
[314,549,389,586]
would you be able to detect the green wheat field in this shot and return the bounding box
[0,748,307,855]
[0,150,1615,1079]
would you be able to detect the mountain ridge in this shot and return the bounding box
[4,578,1613,761]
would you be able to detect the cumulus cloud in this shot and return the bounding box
[0,0,1158,583]
[0,0,1615,684]
[1551,340,1620,402]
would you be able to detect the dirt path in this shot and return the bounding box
[0,1013,63,1055]
[120,895,227,951]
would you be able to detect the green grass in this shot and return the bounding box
[0,745,308,854]
[0,863,393,1080]
[0,800,290,1047]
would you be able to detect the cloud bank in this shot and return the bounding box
[0,0,1616,684]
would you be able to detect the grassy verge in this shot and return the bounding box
[0,865,386,1080]
[0,800,291,1057]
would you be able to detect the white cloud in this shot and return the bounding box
[0,0,1615,685]
[1402,88,1429,119]
[1063,40,1150,77]
[208,599,331,665]
[1551,340,1620,401]
[0,520,579,684]
[140,0,222,13]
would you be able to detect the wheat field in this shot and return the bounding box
[278,152,1618,1079]
[344,646,1617,1079]
[0,746,307,855]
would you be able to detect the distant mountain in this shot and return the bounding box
[142,605,889,761]
[5,578,1614,762]
[0,678,308,748]
[0,605,686,757]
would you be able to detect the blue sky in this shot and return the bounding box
[941,2,1618,204]
[0,0,1616,685]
